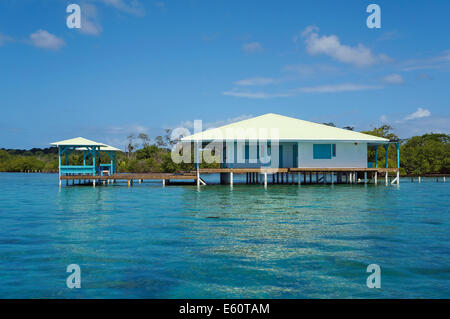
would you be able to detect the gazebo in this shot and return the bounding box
[50,137,121,185]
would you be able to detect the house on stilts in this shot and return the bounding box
[181,113,400,186]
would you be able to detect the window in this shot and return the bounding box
[313,144,336,159]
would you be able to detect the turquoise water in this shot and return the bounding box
[0,173,449,298]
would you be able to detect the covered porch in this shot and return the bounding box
[50,137,121,186]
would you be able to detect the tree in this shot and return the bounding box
[343,126,354,131]
[400,134,450,175]
[362,125,399,141]
[322,122,336,127]
[154,136,166,148]
[138,133,150,148]
[126,134,138,158]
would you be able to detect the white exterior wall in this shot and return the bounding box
[219,141,367,168]
[298,142,367,168]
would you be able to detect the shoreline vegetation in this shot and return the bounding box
[0,126,448,175]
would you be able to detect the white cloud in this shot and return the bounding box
[29,30,65,50]
[104,124,149,135]
[299,25,390,67]
[377,30,400,42]
[234,77,276,86]
[378,113,449,138]
[281,63,339,76]
[381,73,404,84]
[223,82,382,98]
[293,83,381,93]
[401,51,450,71]
[100,0,145,16]
[0,32,13,46]
[242,42,263,53]
[79,4,102,36]
[154,1,165,9]
[223,89,290,99]
[404,108,431,121]
[179,114,254,130]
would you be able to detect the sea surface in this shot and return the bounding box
[0,172,449,299]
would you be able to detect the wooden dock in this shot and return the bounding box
[60,172,197,187]
[58,167,409,187]
[190,167,400,186]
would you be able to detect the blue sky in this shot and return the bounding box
[1,0,449,149]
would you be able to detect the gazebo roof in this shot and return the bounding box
[100,145,122,152]
[51,137,106,147]
[51,137,121,151]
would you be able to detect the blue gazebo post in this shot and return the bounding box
[92,146,96,178]
[374,145,378,168]
[113,152,117,174]
[396,142,400,169]
[58,146,62,187]
[384,144,389,168]
[396,142,400,185]
[384,144,389,185]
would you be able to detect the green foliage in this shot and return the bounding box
[0,148,56,172]
[400,134,449,175]
[361,125,399,141]
[362,126,449,175]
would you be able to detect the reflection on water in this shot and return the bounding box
[0,173,449,298]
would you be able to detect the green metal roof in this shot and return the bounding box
[181,113,389,143]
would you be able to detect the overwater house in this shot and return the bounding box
[181,113,400,185]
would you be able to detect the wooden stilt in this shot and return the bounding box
[364,172,368,184]
[331,172,334,185]
[264,172,267,188]
[230,172,233,187]
[162,179,165,187]
[385,172,388,185]
[374,171,378,184]
[298,172,301,185]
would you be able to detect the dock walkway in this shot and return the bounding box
[58,167,403,187]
